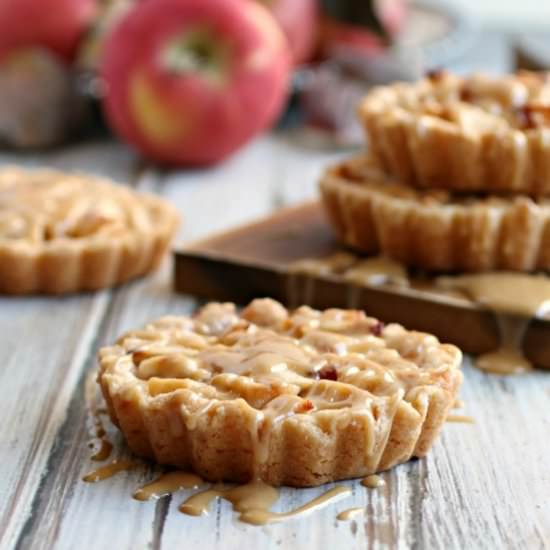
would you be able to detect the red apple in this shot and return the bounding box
[257,0,318,65]
[100,0,291,166]
[0,0,97,62]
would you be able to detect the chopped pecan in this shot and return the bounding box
[370,321,385,337]
[459,86,473,102]
[318,365,338,381]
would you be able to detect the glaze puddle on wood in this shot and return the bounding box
[446,415,475,424]
[337,507,364,521]
[439,273,550,374]
[133,471,204,501]
[82,459,139,483]
[361,475,386,489]
[82,462,357,527]
[90,439,113,462]
[178,480,351,525]
[237,487,351,526]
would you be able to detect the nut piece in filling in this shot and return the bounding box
[98,298,463,487]
[0,166,180,294]
[359,70,550,194]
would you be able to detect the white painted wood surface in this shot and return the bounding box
[0,136,549,550]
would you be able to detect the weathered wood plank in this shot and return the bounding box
[421,363,550,550]
[0,292,111,549]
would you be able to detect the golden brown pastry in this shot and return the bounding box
[359,70,550,194]
[98,298,462,487]
[0,166,179,294]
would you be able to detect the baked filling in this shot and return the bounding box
[99,298,462,486]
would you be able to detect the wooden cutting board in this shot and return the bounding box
[174,201,550,369]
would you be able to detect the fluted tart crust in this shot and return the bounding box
[0,166,179,294]
[320,155,550,272]
[98,298,462,487]
[359,70,550,194]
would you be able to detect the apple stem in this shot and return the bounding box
[162,30,227,83]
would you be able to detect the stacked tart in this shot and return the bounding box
[321,71,550,272]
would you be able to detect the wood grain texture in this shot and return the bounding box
[0,135,549,550]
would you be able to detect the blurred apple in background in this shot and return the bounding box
[0,48,87,148]
[319,0,407,56]
[0,0,97,62]
[78,0,135,72]
[100,0,291,166]
[256,0,318,65]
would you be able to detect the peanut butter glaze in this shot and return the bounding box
[446,415,475,424]
[82,459,139,483]
[291,254,408,287]
[239,487,351,526]
[361,474,385,489]
[437,273,550,374]
[133,471,203,501]
[90,439,114,462]
[179,480,279,522]
[290,252,358,276]
[337,507,364,521]
[179,484,351,526]
[131,473,353,526]
[344,257,408,287]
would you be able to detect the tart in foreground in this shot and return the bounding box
[0,166,180,294]
[359,70,550,194]
[98,298,462,487]
[320,155,550,272]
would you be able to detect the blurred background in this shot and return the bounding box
[0,0,548,159]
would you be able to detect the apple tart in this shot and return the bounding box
[359,70,550,194]
[0,166,179,294]
[98,298,462,487]
[320,155,550,272]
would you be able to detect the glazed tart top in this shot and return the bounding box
[100,298,462,417]
[0,166,177,248]
[361,70,550,133]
